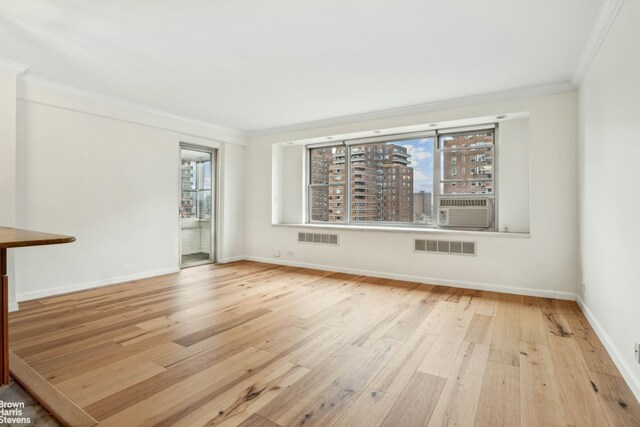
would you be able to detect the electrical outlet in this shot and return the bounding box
[273,249,281,257]
[635,341,640,364]
[286,251,293,257]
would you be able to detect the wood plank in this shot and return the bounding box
[380,372,445,427]
[174,308,271,347]
[333,388,397,427]
[271,338,400,427]
[426,342,489,427]
[488,294,522,367]
[565,313,621,376]
[464,313,495,345]
[417,300,475,378]
[256,344,366,424]
[368,329,437,396]
[538,297,581,315]
[474,360,520,427]
[590,372,640,427]
[98,346,275,425]
[383,298,438,342]
[9,351,97,426]
[172,362,310,426]
[238,413,282,427]
[49,341,182,385]
[57,361,166,408]
[519,296,547,345]
[519,341,566,427]
[417,301,457,334]
[547,334,609,426]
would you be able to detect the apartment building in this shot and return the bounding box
[311,143,413,223]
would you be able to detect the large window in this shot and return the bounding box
[308,127,496,229]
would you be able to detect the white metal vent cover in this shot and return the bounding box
[414,239,476,256]
[298,232,339,246]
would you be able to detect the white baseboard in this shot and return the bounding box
[16,267,180,303]
[243,256,577,301]
[218,256,246,263]
[576,296,640,403]
[9,302,19,313]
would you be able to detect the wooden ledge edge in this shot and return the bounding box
[9,351,98,426]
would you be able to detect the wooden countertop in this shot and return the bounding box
[0,227,75,249]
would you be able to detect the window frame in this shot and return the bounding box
[306,125,498,230]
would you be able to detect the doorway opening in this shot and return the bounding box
[180,145,216,267]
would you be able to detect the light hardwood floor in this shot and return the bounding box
[8,261,640,426]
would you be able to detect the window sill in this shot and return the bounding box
[272,223,531,238]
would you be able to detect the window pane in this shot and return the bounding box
[439,130,494,150]
[349,138,435,224]
[310,146,346,185]
[309,185,346,222]
[439,130,494,195]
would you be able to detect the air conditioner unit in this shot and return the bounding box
[437,198,493,228]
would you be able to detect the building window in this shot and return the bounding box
[308,127,496,229]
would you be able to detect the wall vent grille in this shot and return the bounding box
[298,232,339,246]
[414,239,476,256]
[440,199,487,207]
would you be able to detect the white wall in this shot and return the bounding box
[497,118,530,233]
[246,91,579,298]
[220,141,246,262]
[11,80,246,302]
[279,145,306,224]
[0,70,18,228]
[578,0,640,400]
[0,61,28,312]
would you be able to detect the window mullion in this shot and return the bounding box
[345,145,352,224]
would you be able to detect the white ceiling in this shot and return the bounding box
[0,0,603,132]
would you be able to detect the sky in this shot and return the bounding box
[401,137,434,193]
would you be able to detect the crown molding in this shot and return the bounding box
[19,75,247,146]
[248,81,575,139]
[0,58,29,75]
[572,0,624,87]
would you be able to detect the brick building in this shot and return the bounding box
[440,132,494,195]
[311,143,414,222]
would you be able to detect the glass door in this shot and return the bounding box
[180,145,215,267]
